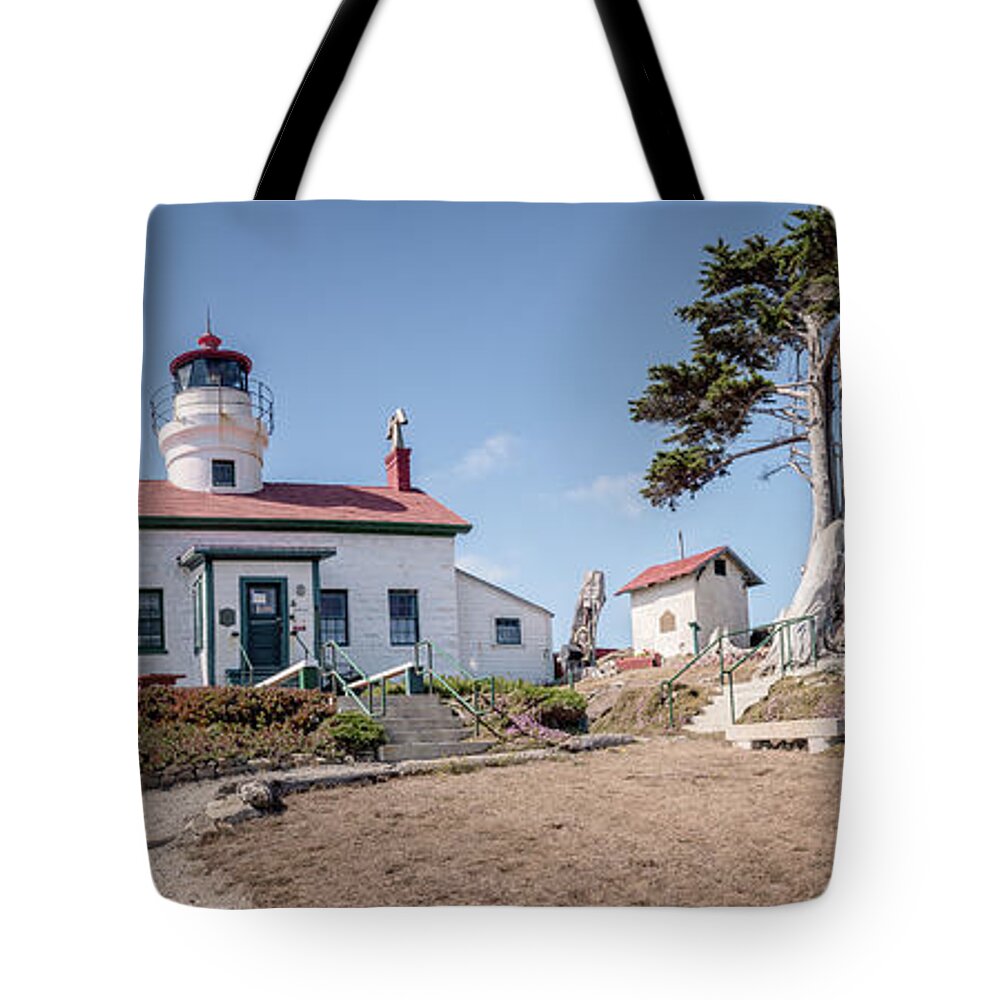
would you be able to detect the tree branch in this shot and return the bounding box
[708,435,809,478]
[772,386,809,401]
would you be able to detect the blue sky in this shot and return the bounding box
[142,200,812,648]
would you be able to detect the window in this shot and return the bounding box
[174,358,248,392]
[139,589,165,653]
[319,590,349,647]
[714,558,727,577]
[212,459,236,487]
[495,617,522,645]
[659,609,677,633]
[192,578,204,654]
[388,590,419,645]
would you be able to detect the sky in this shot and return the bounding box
[142,199,812,649]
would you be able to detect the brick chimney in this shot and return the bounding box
[385,447,412,491]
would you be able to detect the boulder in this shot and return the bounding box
[238,779,285,813]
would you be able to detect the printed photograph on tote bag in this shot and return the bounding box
[139,199,843,907]
[138,0,843,909]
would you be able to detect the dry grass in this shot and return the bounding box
[181,737,843,908]
[579,651,763,734]
[740,670,845,724]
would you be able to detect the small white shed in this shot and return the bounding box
[615,546,763,659]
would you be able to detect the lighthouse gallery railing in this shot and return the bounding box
[149,379,275,435]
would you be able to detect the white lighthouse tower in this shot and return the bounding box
[151,322,273,494]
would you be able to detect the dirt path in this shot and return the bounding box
[171,737,842,908]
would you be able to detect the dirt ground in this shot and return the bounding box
[161,736,842,908]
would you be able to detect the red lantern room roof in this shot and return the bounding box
[168,329,253,376]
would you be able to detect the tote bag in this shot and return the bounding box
[140,0,844,909]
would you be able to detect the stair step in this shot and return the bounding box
[379,741,494,763]
[383,726,474,743]
[382,696,457,718]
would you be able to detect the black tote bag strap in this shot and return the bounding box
[255,0,703,201]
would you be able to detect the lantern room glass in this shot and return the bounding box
[173,358,248,392]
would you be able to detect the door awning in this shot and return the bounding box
[177,546,337,569]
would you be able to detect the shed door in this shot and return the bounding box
[243,581,285,675]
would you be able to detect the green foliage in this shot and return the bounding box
[138,684,337,730]
[430,676,588,734]
[630,207,839,509]
[531,688,588,730]
[137,685,372,773]
[325,712,387,754]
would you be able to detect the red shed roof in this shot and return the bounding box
[615,546,763,596]
[139,480,471,535]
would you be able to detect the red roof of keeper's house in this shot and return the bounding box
[138,480,471,534]
[615,546,763,596]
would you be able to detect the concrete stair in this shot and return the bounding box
[684,676,776,735]
[377,694,493,763]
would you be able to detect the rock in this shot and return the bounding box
[562,733,638,753]
[238,779,285,813]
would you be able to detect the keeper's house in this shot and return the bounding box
[139,327,553,687]
[615,547,763,659]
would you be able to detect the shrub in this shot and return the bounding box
[138,685,337,730]
[325,712,386,754]
[428,676,589,734]
[533,688,587,731]
[138,685,346,773]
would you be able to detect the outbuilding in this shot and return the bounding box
[615,547,763,659]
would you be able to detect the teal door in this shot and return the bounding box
[242,580,286,679]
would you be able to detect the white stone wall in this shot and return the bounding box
[625,553,753,660]
[456,571,553,683]
[138,531,205,684]
[628,578,699,659]
[692,554,752,645]
[138,527,460,685]
[158,386,269,494]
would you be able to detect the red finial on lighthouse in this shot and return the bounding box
[197,306,222,350]
[168,310,253,377]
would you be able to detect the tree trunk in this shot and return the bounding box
[760,317,844,673]
[806,315,837,541]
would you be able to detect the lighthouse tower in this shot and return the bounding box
[152,324,273,494]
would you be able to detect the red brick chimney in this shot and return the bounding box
[385,447,412,491]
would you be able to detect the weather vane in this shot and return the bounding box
[386,407,409,449]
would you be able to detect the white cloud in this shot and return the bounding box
[453,433,517,479]
[456,554,514,584]
[566,473,645,518]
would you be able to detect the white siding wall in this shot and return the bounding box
[625,554,754,660]
[456,572,553,683]
[139,532,205,684]
[693,555,751,644]
[138,528,459,685]
[628,578,698,658]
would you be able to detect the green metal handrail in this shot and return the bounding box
[414,640,502,739]
[661,614,818,728]
[659,634,727,728]
[321,640,387,717]
[415,640,497,709]
[224,638,257,687]
[719,615,818,725]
